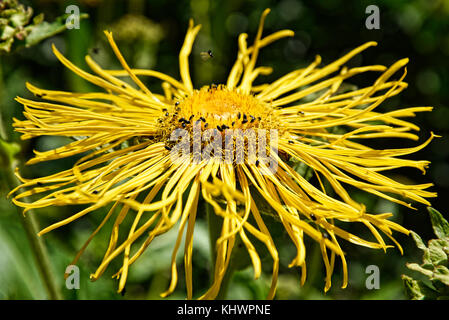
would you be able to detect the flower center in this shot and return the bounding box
[158,85,278,135]
[157,85,283,165]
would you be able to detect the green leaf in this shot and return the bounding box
[404,213,449,299]
[406,262,433,277]
[25,13,88,48]
[428,239,449,266]
[402,275,425,300]
[432,266,449,286]
[428,207,449,239]
[402,275,440,300]
[10,10,32,28]
[0,25,15,40]
[410,231,427,251]
[442,239,449,257]
[24,20,65,47]
[32,13,44,25]
[0,37,13,52]
[1,8,19,18]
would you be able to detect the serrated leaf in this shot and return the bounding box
[428,207,449,239]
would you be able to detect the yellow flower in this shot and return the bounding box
[10,8,437,299]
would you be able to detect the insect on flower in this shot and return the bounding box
[9,8,437,300]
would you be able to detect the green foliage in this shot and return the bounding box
[0,0,88,53]
[0,137,19,166]
[25,12,89,49]
[402,207,449,300]
[0,0,447,300]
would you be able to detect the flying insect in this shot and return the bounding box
[200,49,213,61]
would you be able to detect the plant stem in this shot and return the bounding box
[5,167,62,300]
[0,58,62,300]
[215,262,235,300]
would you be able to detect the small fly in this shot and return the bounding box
[200,50,213,61]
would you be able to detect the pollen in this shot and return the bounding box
[158,85,280,135]
[157,85,282,163]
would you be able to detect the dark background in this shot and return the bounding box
[0,0,448,299]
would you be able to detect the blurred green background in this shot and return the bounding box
[0,0,448,300]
